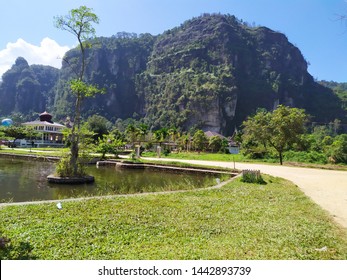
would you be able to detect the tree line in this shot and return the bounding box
[1,105,347,166]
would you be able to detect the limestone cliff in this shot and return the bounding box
[0,57,58,119]
[139,14,344,133]
[0,14,344,133]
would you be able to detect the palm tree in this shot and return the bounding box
[153,128,169,146]
[138,124,149,143]
[125,124,139,148]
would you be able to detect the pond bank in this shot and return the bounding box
[0,174,239,207]
[97,160,237,175]
[0,153,239,205]
[0,152,59,162]
[0,153,238,175]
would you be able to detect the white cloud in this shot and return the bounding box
[0,38,70,79]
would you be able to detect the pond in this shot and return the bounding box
[0,157,225,203]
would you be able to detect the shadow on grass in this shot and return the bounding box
[0,236,37,260]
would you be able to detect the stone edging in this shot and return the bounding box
[97,160,236,175]
[47,175,95,184]
[0,152,59,162]
[0,174,241,207]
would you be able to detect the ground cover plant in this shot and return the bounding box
[0,147,68,157]
[141,151,347,171]
[142,151,245,162]
[1,176,346,260]
[241,170,266,184]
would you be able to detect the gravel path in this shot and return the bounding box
[145,157,347,229]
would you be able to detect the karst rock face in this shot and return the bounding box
[1,14,344,132]
[139,14,343,134]
[0,57,59,118]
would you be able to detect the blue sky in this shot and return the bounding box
[1,0,346,82]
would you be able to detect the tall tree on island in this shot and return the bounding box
[54,6,104,176]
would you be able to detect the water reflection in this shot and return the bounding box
[0,158,220,203]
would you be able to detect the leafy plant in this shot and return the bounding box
[55,154,86,177]
[96,134,125,159]
[0,233,36,260]
[242,106,308,165]
[241,169,266,184]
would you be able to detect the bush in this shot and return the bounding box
[163,147,171,156]
[328,135,347,164]
[241,170,266,184]
[283,151,328,164]
[0,234,36,260]
[55,155,86,177]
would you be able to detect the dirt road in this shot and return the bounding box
[146,157,347,229]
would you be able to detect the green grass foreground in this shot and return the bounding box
[1,176,346,260]
[143,151,245,162]
[143,151,347,171]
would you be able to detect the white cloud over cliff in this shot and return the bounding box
[0,38,70,78]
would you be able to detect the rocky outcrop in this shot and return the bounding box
[53,34,155,121]
[139,14,344,133]
[0,57,58,119]
[0,15,345,133]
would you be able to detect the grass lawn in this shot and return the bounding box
[0,146,68,157]
[142,151,246,162]
[142,151,347,171]
[1,176,346,260]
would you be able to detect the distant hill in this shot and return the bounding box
[0,14,345,133]
[0,57,58,120]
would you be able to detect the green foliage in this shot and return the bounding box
[0,57,59,118]
[85,114,112,141]
[96,134,125,159]
[208,135,223,152]
[125,123,140,147]
[70,79,105,98]
[241,170,266,184]
[241,111,347,165]
[54,5,99,44]
[242,106,308,164]
[328,134,347,164]
[55,154,86,177]
[153,127,169,144]
[283,151,328,164]
[0,234,36,260]
[192,129,208,151]
[163,147,171,156]
[319,80,347,111]
[1,125,40,149]
[2,125,27,140]
[54,5,102,177]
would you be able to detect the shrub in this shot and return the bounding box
[328,134,347,164]
[241,169,266,184]
[55,155,86,177]
[283,151,328,164]
[0,234,35,260]
[163,147,171,156]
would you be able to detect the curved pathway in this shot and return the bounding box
[145,157,347,229]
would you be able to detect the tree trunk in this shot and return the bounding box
[279,151,283,165]
[70,92,82,176]
[70,135,79,175]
